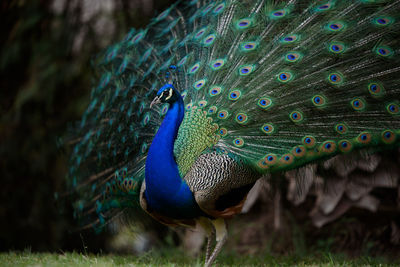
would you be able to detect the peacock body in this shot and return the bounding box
[69,0,400,265]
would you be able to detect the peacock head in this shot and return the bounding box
[150,83,179,108]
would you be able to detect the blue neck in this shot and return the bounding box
[144,93,203,219]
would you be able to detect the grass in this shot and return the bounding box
[1,249,399,267]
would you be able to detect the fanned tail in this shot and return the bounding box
[68,0,400,228]
[178,0,400,173]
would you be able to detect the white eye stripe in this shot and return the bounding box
[165,88,173,100]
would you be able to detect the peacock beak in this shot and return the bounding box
[150,95,161,108]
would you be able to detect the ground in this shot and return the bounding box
[2,249,399,267]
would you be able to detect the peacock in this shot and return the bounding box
[68,0,400,266]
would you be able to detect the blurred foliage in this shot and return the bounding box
[0,0,173,252]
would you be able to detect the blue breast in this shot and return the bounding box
[144,91,205,219]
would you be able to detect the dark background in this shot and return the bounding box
[0,0,174,252]
[1,0,400,259]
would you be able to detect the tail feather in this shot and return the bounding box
[68,0,400,228]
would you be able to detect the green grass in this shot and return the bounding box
[1,249,399,267]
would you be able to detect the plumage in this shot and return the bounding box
[68,0,400,265]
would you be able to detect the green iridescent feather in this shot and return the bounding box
[68,0,400,228]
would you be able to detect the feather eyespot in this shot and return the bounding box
[368,82,385,97]
[292,146,306,157]
[228,90,241,101]
[141,48,152,62]
[373,16,393,26]
[240,42,258,52]
[201,3,214,15]
[213,3,225,14]
[218,110,229,119]
[280,34,300,44]
[261,123,275,134]
[277,71,294,83]
[209,86,222,96]
[177,55,189,66]
[140,143,148,154]
[316,3,332,11]
[312,95,326,107]
[239,64,255,76]
[123,29,135,42]
[194,28,207,39]
[327,72,344,85]
[270,9,287,19]
[329,42,346,54]
[257,159,270,169]
[219,128,228,137]
[121,168,127,178]
[264,154,277,165]
[351,97,366,111]
[189,62,200,74]
[375,46,393,57]
[290,111,303,123]
[117,58,128,75]
[285,52,302,62]
[125,178,135,190]
[235,112,248,124]
[326,21,345,32]
[377,18,387,24]
[139,102,146,114]
[320,140,336,153]
[156,9,170,21]
[233,138,244,147]
[208,106,218,114]
[193,79,207,90]
[338,140,352,153]
[186,103,193,110]
[335,123,348,134]
[236,19,253,29]
[131,31,145,44]
[357,132,372,144]
[142,113,150,126]
[382,130,396,144]
[257,97,273,110]
[99,73,111,89]
[280,153,294,164]
[286,54,295,60]
[387,103,399,115]
[203,34,216,46]
[302,136,316,148]
[160,104,169,116]
[210,59,225,70]
[198,100,207,107]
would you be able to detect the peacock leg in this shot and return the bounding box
[205,229,215,263]
[196,217,215,264]
[205,218,227,267]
